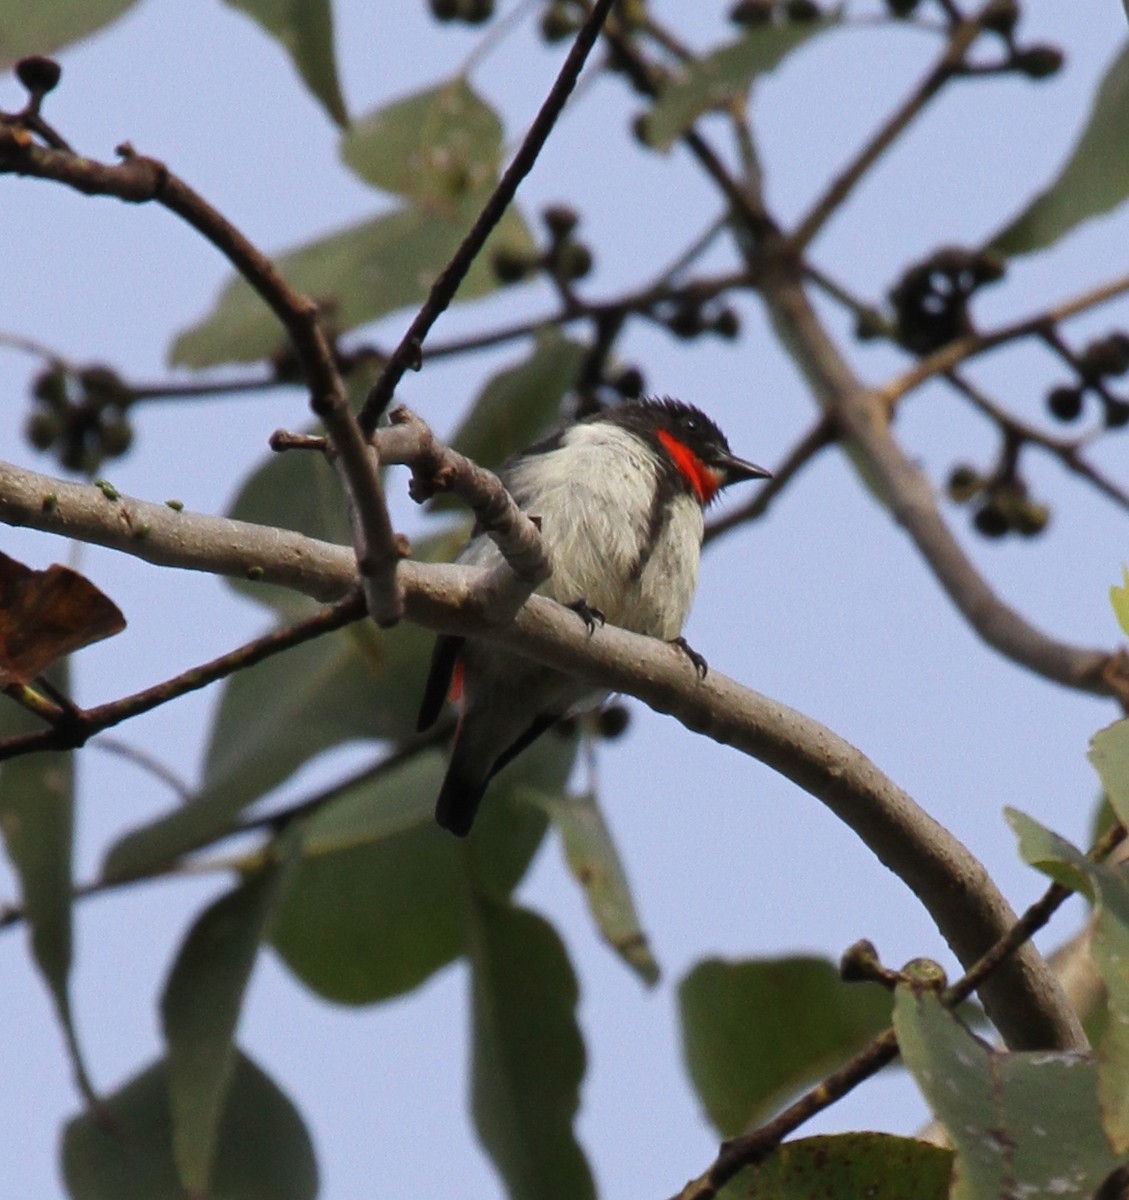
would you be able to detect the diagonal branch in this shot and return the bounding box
[788,3,993,254]
[760,268,1114,694]
[0,593,366,761]
[0,121,404,625]
[0,460,1085,1053]
[877,265,1129,412]
[357,0,621,433]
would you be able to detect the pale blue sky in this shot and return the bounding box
[1,2,1127,1196]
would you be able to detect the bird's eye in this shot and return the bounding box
[681,414,699,432]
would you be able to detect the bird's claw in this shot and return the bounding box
[567,599,605,636]
[670,636,708,679]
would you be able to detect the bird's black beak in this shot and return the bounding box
[714,450,772,486]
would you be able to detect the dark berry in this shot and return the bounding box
[1046,385,1083,422]
[556,240,593,281]
[25,410,60,450]
[1013,45,1064,78]
[612,366,645,399]
[712,307,741,340]
[730,0,775,24]
[981,0,1019,36]
[597,704,630,740]
[785,0,820,20]
[542,204,580,240]
[15,56,61,95]
[947,465,981,503]
[540,4,579,42]
[1014,502,1050,537]
[99,418,134,457]
[1081,333,1129,379]
[492,248,533,284]
[1105,398,1129,429]
[974,502,1009,538]
[667,301,704,340]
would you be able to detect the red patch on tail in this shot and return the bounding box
[448,655,465,706]
[657,429,720,504]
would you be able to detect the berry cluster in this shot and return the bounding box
[889,248,1005,355]
[493,204,594,288]
[947,462,1049,540]
[1045,333,1129,429]
[25,365,134,475]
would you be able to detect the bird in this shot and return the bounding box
[416,396,771,836]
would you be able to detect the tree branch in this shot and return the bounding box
[357,0,621,432]
[0,460,1085,1052]
[788,3,992,254]
[876,265,1129,413]
[0,120,405,626]
[759,268,1113,694]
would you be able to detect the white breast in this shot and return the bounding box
[461,422,704,640]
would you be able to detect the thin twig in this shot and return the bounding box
[358,0,621,433]
[672,821,1129,1200]
[789,3,992,254]
[945,371,1129,514]
[704,417,837,544]
[0,592,366,762]
[877,267,1129,412]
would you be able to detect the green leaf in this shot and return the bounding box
[679,956,891,1135]
[272,730,573,1003]
[297,747,446,856]
[170,197,534,368]
[468,892,595,1200]
[1112,566,1129,639]
[1008,806,1129,1153]
[223,0,347,126]
[101,619,422,881]
[450,331,584,469]
[341,78,503,204]
[1091,718,1129,828]
[719,1133,951,1200]
[0,666,95,1103]
[990,42,1129,257]
[532,788,659,985]
[1005,806,1095,897]
[641,16,840,152]
[894,988,1119,1198]
[62,1052,317,1200]
[0,0,139,67]
[102,517,465,884]
[161,855,296,1197]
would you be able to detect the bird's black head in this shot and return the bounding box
[602,397,771,505]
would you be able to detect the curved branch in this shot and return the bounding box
[0,461,1085,1051]
[0,122,404,624]
[761,268,1113,694]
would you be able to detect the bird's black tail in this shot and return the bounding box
[434,766,488,838]
[434,714,559,837]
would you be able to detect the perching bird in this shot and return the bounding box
[417,397,771,836]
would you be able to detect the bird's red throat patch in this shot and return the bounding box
[656,429,720,504]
